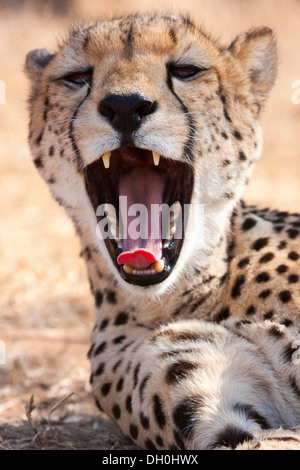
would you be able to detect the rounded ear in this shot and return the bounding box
[25,48,55,79]
[228,27,279,114]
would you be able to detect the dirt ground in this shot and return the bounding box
[0,0,299,450]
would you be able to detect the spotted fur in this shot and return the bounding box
[26,14,300,450]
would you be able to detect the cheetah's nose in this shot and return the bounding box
[98,94,157,134]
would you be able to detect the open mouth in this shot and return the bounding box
[84,146,193,286]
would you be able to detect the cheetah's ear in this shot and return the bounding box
[229,27,279,114]
[25,49,55,79]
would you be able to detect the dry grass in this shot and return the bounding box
[0,0,299,450]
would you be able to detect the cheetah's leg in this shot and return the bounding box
[90,318,300,450]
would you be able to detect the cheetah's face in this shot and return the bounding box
[26,15,278,293]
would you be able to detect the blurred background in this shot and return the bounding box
[0,0,299,449]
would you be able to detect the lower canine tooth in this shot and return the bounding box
[123,264,133,274]
[102,151,111,169]
[152,151,160,166]
[153,260,164,273]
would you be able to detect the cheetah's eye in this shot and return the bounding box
[59,70,93,89]
[168,64,208,81]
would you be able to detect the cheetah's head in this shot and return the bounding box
[26,15,278,295]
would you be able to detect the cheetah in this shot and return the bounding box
[25,14,300,450]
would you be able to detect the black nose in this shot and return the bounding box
[98,94,157,134]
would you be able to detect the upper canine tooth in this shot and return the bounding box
[152,151,160,166]
[102,151,111,169]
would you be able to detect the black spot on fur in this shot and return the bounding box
[286,229,299,239]
[242,218,257,231]
[239,150,247,161]
[233,130,243,140]
[259,252,274,263]
[277,264,288,274]
[153,394,166,429]
[140,412,150,429]
[95,290,103,307]
[166,360,197,385]
[49,146,54,157]
[126,395,132,414]
[95,362,105,376]
[112,359,122,373]
[263,310,274,320]
[133,363,141,388]
[113,335,126,344]
[223,107,232,122]
[116,377,124,392]
[145,438,156,450]
[114,311,129,325]
[130,424,138,439]
[214,307,230,322]
[173,397,202,440]
[106,289,117,304]
[288,274,299,283]
[231,275,245,299]
[101,382,111,396]
[288,251,299,261]
[99,318,109,330]
[238,257,250,268]
[36,129,44,145]
[155,435,164,447]
[252,237,269,251]
[258,289,271,299]
[278,290,292,303]
[94,341,106,355]
[256,272,271,283]
[33,156,43,168]
[112,404,121,419]
[246,305,256,316]
[278,240,287,250]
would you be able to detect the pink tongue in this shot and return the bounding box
[117,166,165,269]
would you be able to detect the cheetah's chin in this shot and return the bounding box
[85,146,193,286]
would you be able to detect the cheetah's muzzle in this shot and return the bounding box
[85,145,193,286]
